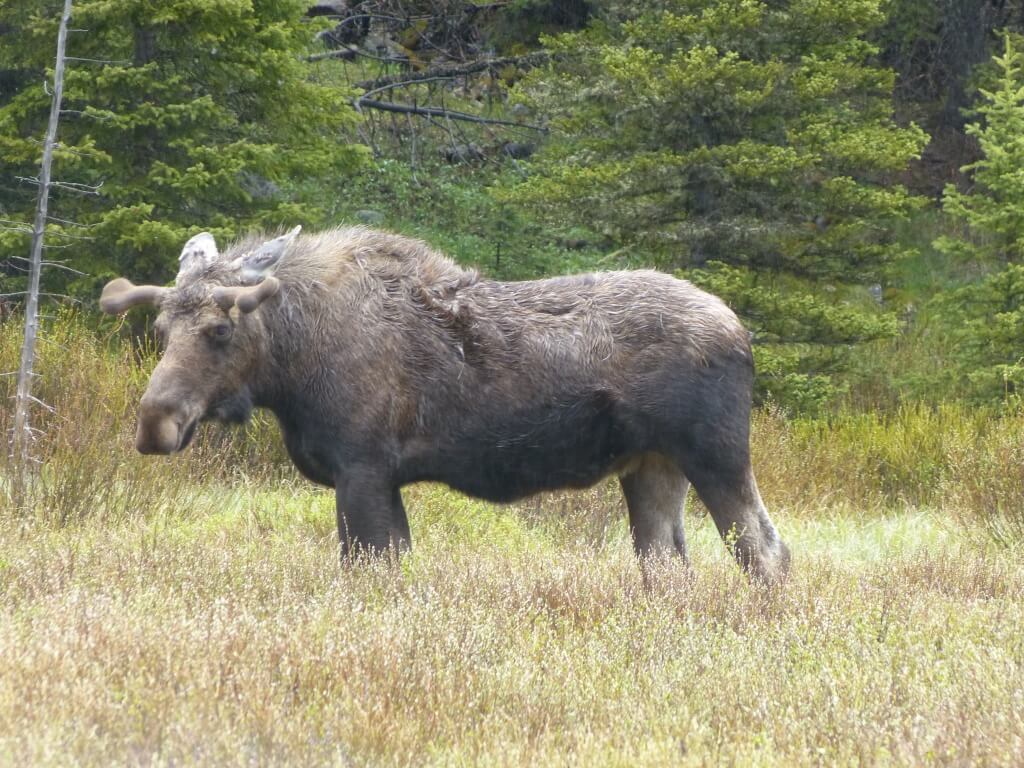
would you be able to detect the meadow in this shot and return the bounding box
[2,317,1024,766]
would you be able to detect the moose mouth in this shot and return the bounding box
[177,418,199,452]
[208,390,254,425]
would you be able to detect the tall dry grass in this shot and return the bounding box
[750,405,1024,541]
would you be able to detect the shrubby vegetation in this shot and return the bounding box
[328,160,610,281]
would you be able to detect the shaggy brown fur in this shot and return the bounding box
[104,227,790,584]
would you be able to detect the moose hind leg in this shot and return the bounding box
[682,450,790,584]
[619,454,689,560]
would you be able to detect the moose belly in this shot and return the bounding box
[403,390,636,502]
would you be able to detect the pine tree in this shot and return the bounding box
[936,32,1024,265]
[935,33,1024,401]
[505,0,927,411]
[0,0,366,294]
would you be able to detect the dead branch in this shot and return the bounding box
[355,98,546,132]
[356,53,548,90]
[63,55,128,64]
[307,47,361,62]
[359,75,455,101]
[50,179,103,195]
[5,255,87,274]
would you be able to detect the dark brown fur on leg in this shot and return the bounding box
[389,487,412,553]
[619,454,691,589]
[690,467,790,585]
[336,466,395,559]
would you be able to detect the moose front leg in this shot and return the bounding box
[335,466,408,558]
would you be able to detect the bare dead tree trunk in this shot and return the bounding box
[10,0,73,469]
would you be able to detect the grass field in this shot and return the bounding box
[2,481,1022,766]
[3,318,1024,765]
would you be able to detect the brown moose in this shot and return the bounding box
[101,227,790,583]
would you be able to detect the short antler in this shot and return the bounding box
[100,278,169,314]
[212,276,281,314]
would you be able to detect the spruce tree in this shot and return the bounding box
[936,33,1024,265]
[935,33,1024,401]
[506,0,927,411]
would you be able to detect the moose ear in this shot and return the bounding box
[233,225,301,284]
[177,232,219,284]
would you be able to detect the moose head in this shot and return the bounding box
[100,227,301,454]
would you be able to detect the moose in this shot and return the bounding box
[101,227,790,583]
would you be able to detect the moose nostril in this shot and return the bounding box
[139,391,186,421]
[139,391,170,412]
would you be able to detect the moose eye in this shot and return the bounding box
[207,322,233,342]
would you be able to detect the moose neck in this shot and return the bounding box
[251,288,333,416]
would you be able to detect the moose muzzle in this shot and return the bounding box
[135,393,198,455]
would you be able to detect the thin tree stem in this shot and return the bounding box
[11,0,73,468]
